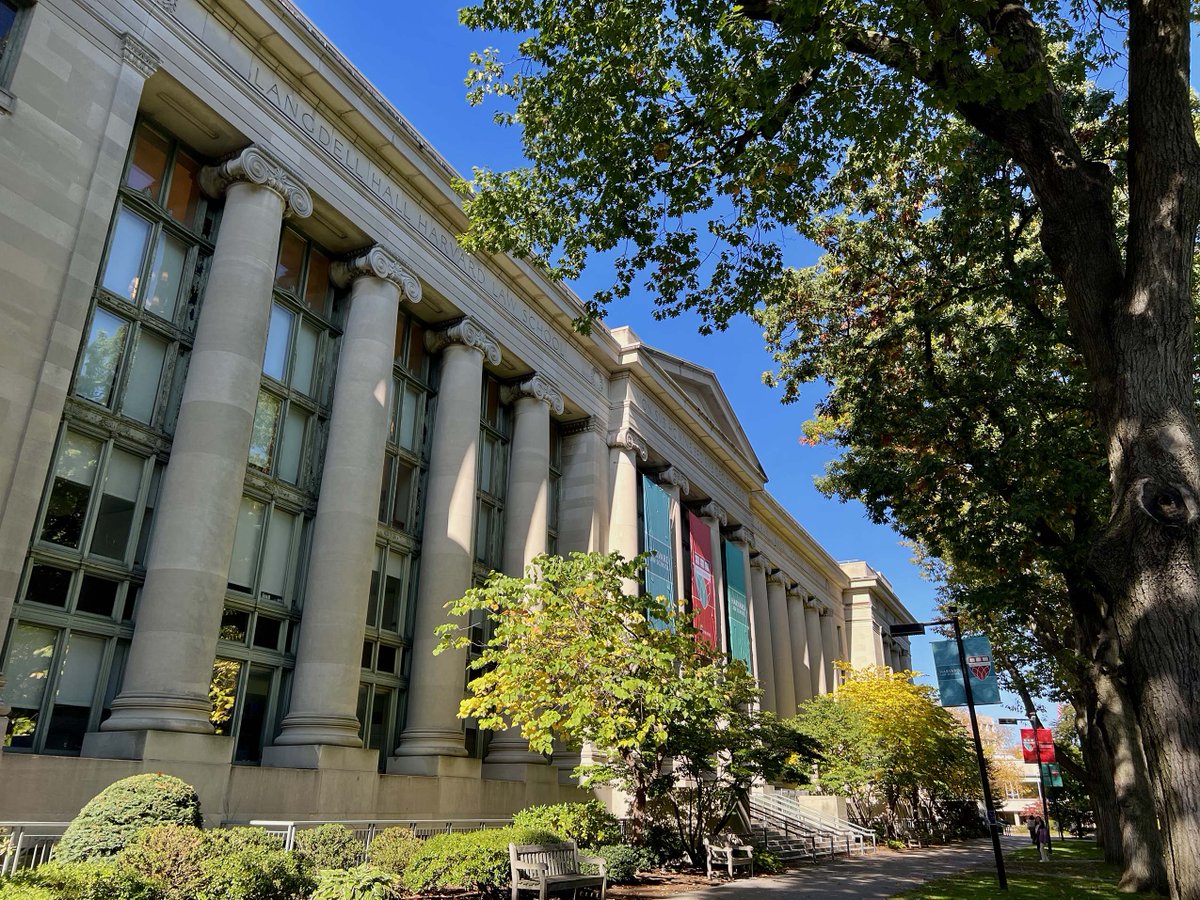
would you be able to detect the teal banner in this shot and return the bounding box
[641,476,675,626]
[931,635,1002,706]
[723,540,752,669]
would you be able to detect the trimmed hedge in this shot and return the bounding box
[294,824,363,870]
[56,774,202,862]
[401,827,561,896]
[0,859,162,900]
[511,801,621,848]
[118,824,208,900]
[365,827,421,875]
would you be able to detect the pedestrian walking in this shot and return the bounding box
[1035,817,1051,862]
[1026,817,1037,845]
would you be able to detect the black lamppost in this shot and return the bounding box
[892,606,1008,891]
[999,714,1052,855]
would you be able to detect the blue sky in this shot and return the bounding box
[289,2,1021,703]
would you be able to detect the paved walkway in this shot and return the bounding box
[674,836,1022,899]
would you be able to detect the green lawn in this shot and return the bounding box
[893,839,1162,899]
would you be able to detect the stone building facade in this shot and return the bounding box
[0,0,912,824]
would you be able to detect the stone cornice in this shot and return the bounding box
[698,501,728,526]
[656,466,690,494]
[331,245,422,303]
[121,33,160,79]
[501,374,565,414]
[425,317,501,365]
[724,526,753,546]
[199,146,313,218]
[607,427,648,461]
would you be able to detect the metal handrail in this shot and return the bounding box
[749,793,876,855]
[0,822,70,876]
[246,817,512,852]
[769,790,877,840]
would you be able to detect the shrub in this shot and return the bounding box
[118,824,208,900]
[401,826,560,897]
[511,801,621,848]
[56,774,203,862]
[6,859,163,900]
[204,827,281,853]
[643,822,685,866]
[750,845,784,874]
[294,824,363,869]
[311,865,397,900]
[196,843,314,900]
[593,844,652,883]
[365,827,421,875]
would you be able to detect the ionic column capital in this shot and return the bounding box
[656,466,690,494]
[425,317,501,365]
[501,373,564,414]
[200,146,313,218]
[607,427,648,461]
[725,526,753,545]
[698,501,728,526]
[120,33,160,79]
[749,553,768,572]
[332,245,422,303]
[766,567,787,586]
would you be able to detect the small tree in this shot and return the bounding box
[435,551,815,853]
[795,664,978,834]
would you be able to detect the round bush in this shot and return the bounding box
[294,823,362,869]
[512,801,621,848]
[594,844,652,883]
[56,774,203,862]
[365,827,421,875]
[196,843,314,900]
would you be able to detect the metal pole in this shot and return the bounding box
[1030,718,1052,856]
[952,613,1008,891]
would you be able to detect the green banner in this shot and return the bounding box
[931,635,1002,706]
[641,476,675,626]
[1040,763,1064,788]
[723,540,752,669]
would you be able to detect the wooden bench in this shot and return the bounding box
[704,834,754,878]
[510,840,607,900]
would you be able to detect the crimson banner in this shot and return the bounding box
[687,511,718,648]
[1020,728,1056,763]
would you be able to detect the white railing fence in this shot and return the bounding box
[246,818,512,853]
[0,823,69,876]
[749,791,877,856]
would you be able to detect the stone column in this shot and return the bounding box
[765,569,796,717]
[485,374,564,771]
[558,420,608,554]
[788,588,813,704]
[805,600,827,696]
[266,247,421,767]
[390,318,500,774]
[0,33,160,742]
[607,428,647,588]
[698,501,727,654]
[748,555,776,712]
[89,147,310,752]
[821,610,839,690]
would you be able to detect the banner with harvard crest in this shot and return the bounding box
[723,539,752,669]
[931,634,1002,706]
[687,510,718,648]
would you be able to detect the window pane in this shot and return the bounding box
[133,464,162,567]
[235,666,273,763]
[126,128,170,200]
[406,320,426,376]
[101,209,152,302]
[166,151,202,226]
[258,509,294,603]
[275,228,305,294]
[41,433,101,548]
[303,249,331,316]
[249,392,282,472]
[382,551,406,633]
[399,385,422,452]
[291,321,319,395]
[4,624,57,749]
[90,448,144,560]
[275,405,307,484]
[252,616,282,650]
[76,574,120,617]
[25,564,72,608]
[75,308,129,406]
[377,644,397,675]
[366,552,381,627]
[263,304,293,381]
[146,232,187,321]
[210,657,243,735]
[356,684,369,740]
[378,456,394,525]
[122,329,167,423]
[367,687,390,753]
[220,608,251,643]
[101,640,129,720]
[54,633,104,707]
[478,435,494,495]
[390,459,413,532]
[228,497,266,592]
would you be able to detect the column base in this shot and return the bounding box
[100,690,215,734]
[386,754,481,778]
[261,744,379,772]
[482,758,552,782]
[272,713,363,748]
[392,727,468,760]
[81,729,234,765]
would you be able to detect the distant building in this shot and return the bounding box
[0,0,913,824]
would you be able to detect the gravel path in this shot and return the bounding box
[668,836,1022,899]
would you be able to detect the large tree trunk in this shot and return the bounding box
[1074,697,1122,862]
